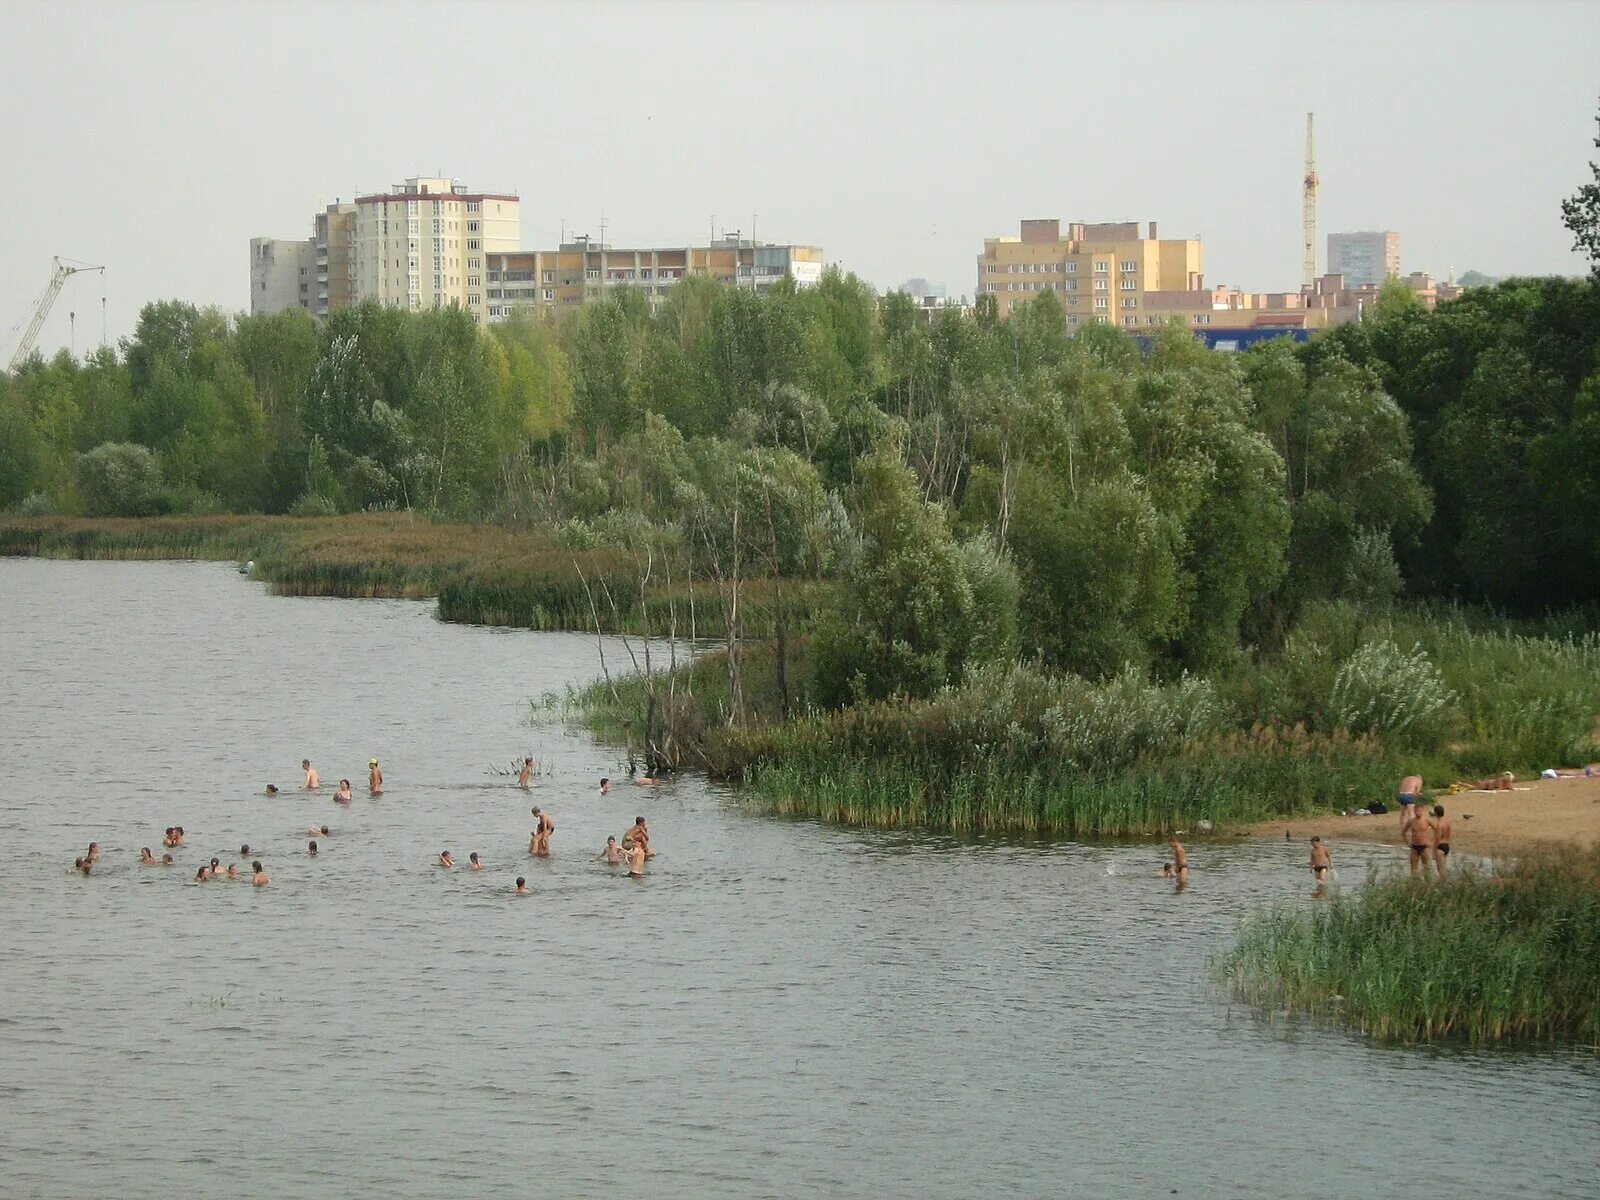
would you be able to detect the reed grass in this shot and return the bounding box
[1212,845,1600,1046]
[0,514,819,637]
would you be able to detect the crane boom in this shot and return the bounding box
[1301,112,1318,290]
[8,257,106,372]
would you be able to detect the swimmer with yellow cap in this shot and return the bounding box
[368,758,383,796]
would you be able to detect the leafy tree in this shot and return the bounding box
[1560,97,1600,276]
[75,442,168,516]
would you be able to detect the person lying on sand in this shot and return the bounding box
[1452,772,1514,792]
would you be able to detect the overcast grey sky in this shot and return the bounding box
[2,0,1596,358]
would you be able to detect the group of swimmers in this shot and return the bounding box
[273,757,382,802]
[440,804,657,893]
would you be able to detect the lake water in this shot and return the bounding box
[1,559,1595,1199]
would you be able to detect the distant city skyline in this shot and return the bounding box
[2,0,1596,359]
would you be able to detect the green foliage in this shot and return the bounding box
[1213,845,1600,1046]
[1560,98,1600,275]
[74,442,169,517]
[1326,639,1458,749]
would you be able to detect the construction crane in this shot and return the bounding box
[7,256,105,372]
[1301,112,1318,290]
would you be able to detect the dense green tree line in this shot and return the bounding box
[3,267,1597,699]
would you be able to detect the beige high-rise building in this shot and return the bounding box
[353,176,519,317]
[249,238,317,316]
[1327,231,1401,289]
[976,219,1204,329]
[314,203,357,318]
[482,236,825,321]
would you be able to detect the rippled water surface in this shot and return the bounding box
[2,559,1595,1199]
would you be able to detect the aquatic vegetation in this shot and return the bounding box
[1213,845,1600,1046]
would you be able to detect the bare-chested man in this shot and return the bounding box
[368,759,383,796]
[303,759,320,789]
[438,851,454,869]
[1397,774,1422,832]
[1309,836,1332,882]
[596,836,623,865]
[514,877,530,895]
[1170,838,1189,884]
[531,807,554,856]
[1403,804,1434,875]
[624,837,647,879]
[629,817,653,857]
[599,777,611,795]
[518,758,534,790]
[1431,805,1453,877]
[251,860,269,886]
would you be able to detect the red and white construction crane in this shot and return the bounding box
[1301,113,1319,290]
[6,256,105,373]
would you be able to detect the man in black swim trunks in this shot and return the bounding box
[1431,805,1453,877]
[1403,804,1434,875]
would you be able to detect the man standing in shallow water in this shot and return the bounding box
[368,759,383,795]
[303,760,320,789]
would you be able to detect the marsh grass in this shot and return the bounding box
[1212,845,1600,1046]
[0,514,817,637]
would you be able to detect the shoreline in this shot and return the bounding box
[1246,773,1600,858]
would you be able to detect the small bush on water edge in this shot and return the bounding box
[1211,846,1600,1046]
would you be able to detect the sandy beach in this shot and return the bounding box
[1249,772,1600,858]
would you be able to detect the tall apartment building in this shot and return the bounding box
[1327,231,1400,288]
[976,219,1203,328]
[249,238,317,316]
[353,176,519,316]
[482,236,824,321]
[313,203,357,318]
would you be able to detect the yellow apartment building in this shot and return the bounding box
[483,237,825,320]
[976,219,1204,329]
[353,177,520,317]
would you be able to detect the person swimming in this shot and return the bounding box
[139,847,158,866]
[625,837,647,879]
[596,836,623,865]
[308,825,331,837]
[161,853,174,866]
[303,759,320,789]
[265,784,279,796]
[599,777,611,795]
[335,779,353,803]
[239,844,253,858]
[251,860,269,886]
[438,851,454,868]
[308,840,318,856]
[226,863,239,880]
[171,826,185,847]
[74,856,92,876]
[195,865,210,882]
[1158,862,1174,878]
[469,852,483,871]
[210,857,222,878]
[86,842,102,865]
[514,877,530,894]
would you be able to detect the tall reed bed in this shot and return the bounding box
[1212,846,1600,1046]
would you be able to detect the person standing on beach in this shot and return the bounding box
[303,760,320,789]
[1431,806,1453,877]
[518,758,534,790]
[1397,774,1422,831]
[368,759,383,796]
[1170,838,1189,885]
[1403,805,1434,874]
[1309,836,1332,882]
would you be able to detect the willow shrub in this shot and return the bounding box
[1213,845,1600,1046]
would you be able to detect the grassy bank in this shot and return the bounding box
[570,605,1600,837]
[1212,846,1600,1046]
[0,514,813,636]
